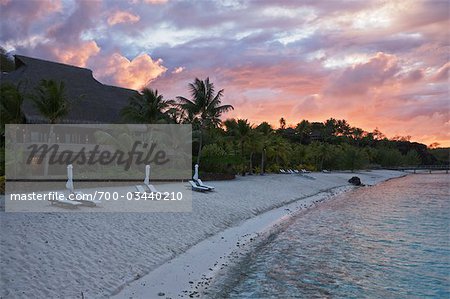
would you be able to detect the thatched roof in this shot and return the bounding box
[0,55,138,123]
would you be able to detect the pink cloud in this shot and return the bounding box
[51,41,100,67]
[432,62,450,82]
[94,53,168,90]
[107,10,140,26]
[143,0,168,4]
[172,66,185,74]
[326,52,400,97]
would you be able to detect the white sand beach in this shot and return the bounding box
[0,170,404,298]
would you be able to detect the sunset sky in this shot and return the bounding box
[1,0,449,146]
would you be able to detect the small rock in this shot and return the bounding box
[348,176,363,186]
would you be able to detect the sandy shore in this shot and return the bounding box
[0,170,404,298]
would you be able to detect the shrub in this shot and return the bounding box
[0,176,5,194]
[201,143,230,173]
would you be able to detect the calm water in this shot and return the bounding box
[212,175,450,298]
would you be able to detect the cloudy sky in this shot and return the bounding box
[1,0,449,146]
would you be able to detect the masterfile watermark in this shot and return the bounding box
[10,191,65,201]
[4,124,193,212]
[26,141,170,171]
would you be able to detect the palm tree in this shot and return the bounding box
[336,119,351,137]
[0,83,25,177]
[236,119,253,175]
[121,88,174,124]
[177,77,234,165]
[266,135,291,167]
[295,120,311,143]
[31,79,69,124]
[30,79,70,176]
[255,122,273,174]
[0,83,25,136]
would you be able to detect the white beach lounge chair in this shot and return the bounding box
[136,185,148,194]
[196,179,215,190]
[189,180,209,192]
[65,165,99,207]
[144,182,159,193]
[50,197,82,209]
[70,191,101,207]
[293,169,299,173]
[280,169,286,173]
[141,165,159,194]
[192,164,214,191]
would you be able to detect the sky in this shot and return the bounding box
[1,0,449,146]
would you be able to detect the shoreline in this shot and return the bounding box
[112,171,407,299]
[0,170,406,298]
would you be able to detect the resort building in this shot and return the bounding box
[1,55,138,124]
[1,55,141,177]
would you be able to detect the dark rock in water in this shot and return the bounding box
[348,176,363,186]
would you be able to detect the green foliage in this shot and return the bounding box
[201,143,234,173]
[429,148,450,164]
[375,147,404,167]
[339,144,369,171]
[402,150,421,166]
[0,175,4,194]
[266,164,281,173]
[0,83,25,138]
[304,142,333,170]
[30,79,69,124]
[121,88,175,124]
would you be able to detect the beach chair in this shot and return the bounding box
[189,180,209,192]
[142,165,159,194]
[71,192,100,207]
[293,169,299,173]
[136,185,148,194]
[192,164,215,191]
[65,164,99,207]
[280,169,286,173]
[196,179,215,190]
[144,182,159,193]
[50,197,82,209]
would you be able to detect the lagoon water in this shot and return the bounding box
[212,174,450,298]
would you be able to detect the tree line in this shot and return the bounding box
[2,74,446,183]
